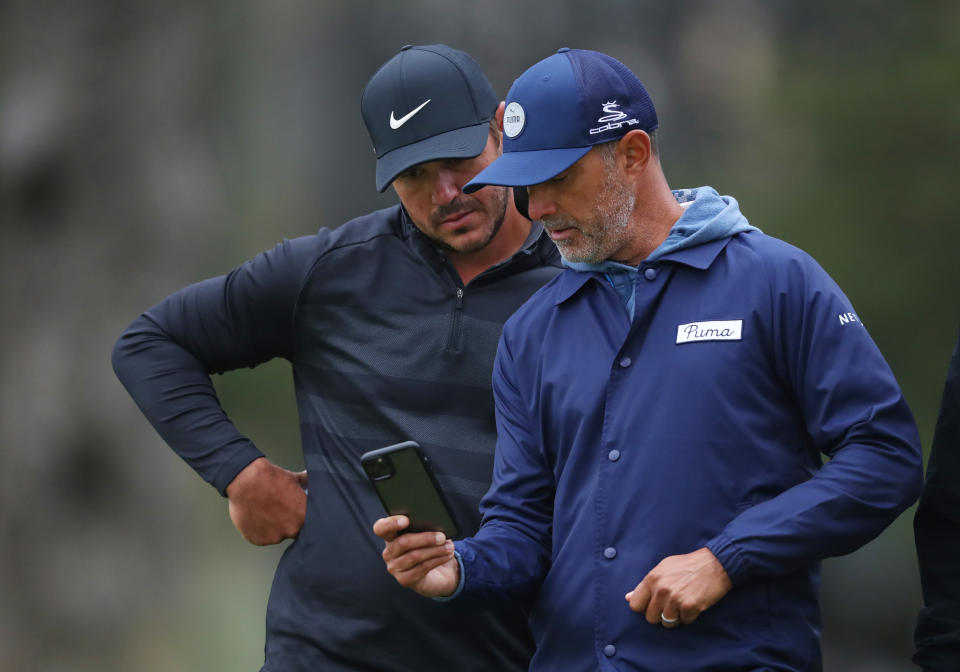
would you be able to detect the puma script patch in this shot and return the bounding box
[676,320,743,344]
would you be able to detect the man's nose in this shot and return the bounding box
[431,169,461,206]
[526,186,556,221]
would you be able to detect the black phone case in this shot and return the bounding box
[361,441,460,538]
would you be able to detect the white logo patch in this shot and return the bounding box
[589,101,639,135]
[838,312,862,325]
[676,320,743,344]
[597,101,627,123]
[389,99,431,130]
[503,102,525,138]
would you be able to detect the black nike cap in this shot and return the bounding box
[361,44,498,192]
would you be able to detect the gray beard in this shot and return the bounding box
[549,176,636,264]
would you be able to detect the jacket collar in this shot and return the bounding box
[552,235,741,305]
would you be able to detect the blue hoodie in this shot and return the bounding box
[455,186,922,672]
[564,186,758,319]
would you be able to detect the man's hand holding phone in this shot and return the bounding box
[374,515,460,598]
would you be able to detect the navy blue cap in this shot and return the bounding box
[361,44,498,192]
[464,48,657,193]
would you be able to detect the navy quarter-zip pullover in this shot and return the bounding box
[112,204,561,671]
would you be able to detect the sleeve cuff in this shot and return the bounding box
[212,444,265,496]
[432,551,465,602]
[706,532,748,584]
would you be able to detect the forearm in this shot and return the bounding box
[112,313,263,494]
[455,513,552,604]
[112,238,318,493]
[713,254,924,582]
[708,436,922,583]
[451,331,553,604]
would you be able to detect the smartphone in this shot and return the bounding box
[361,441,460,538]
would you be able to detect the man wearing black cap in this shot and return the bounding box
[376,48,922,671]
[112,44,559,671]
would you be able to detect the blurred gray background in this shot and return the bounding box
[1,0,958,670]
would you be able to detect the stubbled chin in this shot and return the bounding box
[446,226,497,254]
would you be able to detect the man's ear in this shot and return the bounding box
[620,130,651,174]
[495,101,506,132]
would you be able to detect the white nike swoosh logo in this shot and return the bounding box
[389,99,431,129]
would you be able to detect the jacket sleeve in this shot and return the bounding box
[111,234,325,495]
[454,329,554,604]
[706,251,923,582]
[913,326,960,671]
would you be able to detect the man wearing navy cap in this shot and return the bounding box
[376,48,923,671]
[112,44,560,671]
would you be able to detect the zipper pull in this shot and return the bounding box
[456,288,464,308]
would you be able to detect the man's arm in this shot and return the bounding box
[112,235,325,543]
[451,330,555,603]
[704,252,923,583]
[914,326,960,671]
[628,252,923,624]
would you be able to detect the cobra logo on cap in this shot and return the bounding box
[503,101,525,138]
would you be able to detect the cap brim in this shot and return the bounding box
[375,122,490,192]
[463,146,591,194]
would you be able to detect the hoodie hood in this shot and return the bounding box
[648,186,758,262]
[564,186,758,273]
[562,186,760,318]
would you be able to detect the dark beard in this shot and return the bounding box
[428,187,509,254]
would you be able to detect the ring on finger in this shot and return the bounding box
[660,612,679,625]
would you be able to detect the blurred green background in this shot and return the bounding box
[1,1,958,670]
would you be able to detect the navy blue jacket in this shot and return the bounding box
[914,325,960,671]
[455,189,922,671]
[112,204,561,671]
